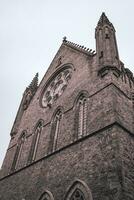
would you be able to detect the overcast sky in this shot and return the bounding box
[0,0,134,167]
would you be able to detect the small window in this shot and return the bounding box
[99,51,103,59]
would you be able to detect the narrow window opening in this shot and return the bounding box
[52,114,60,151]
[11,132,26,171]
[99,51,103,59]
[52,111,62,151]
[32,121,43,162]
[77,96,87,139]
[105,33,110,39]
[49,109,62,153]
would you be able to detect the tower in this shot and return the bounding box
[0,13,134,200]
[95,12,120,69]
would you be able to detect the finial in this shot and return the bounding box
[63,36,67,42]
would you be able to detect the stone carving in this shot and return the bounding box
[120,62,134,88]
[42,68,72,108]
[98,61,134,89]
[98,66,121,78]
[23,90,33,110]
[56,56,64,68]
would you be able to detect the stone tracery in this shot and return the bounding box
[70,189,85,200]
[65,180,93,200]
[42,67,73,108]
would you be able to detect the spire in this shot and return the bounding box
[95,13,120,71]
[27,73,39,93]
[97,12,114,29]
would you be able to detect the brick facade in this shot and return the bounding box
[0,13,134,200]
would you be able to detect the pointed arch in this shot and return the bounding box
[38,190,54,200]
[65,179,93,200]
[48,106,63,153]
[40,64,75,108]
[28,119,44,163]
[11,130,26,171]
[74,91,89,106]
[70,189,85,200]
[74,91,88,140]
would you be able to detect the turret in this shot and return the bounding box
[95,12,120,70]
[23,72,38,110]
[10,73,39,138]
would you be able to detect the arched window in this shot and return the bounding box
[28,120,43,163]
[65,180,93,200]
[39,191,54,200]
[11,131,26,171]
[49,109,62,153]
[75,94,87,140]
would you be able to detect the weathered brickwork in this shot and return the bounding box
[0,13,134,200]
[119,129,134,199]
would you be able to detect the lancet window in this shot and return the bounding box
[28,120,43,163]
[11,131,26,171]
[49,109,62,153]
[77,94,87,139]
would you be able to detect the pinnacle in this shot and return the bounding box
[97,12,114,29]
[31,73,39,85]
[27,72,39,92]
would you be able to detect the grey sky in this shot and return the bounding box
[0,0,134,167]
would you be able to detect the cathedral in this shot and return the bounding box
[0,13,134,200]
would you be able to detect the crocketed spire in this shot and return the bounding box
[27,73,39,93]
